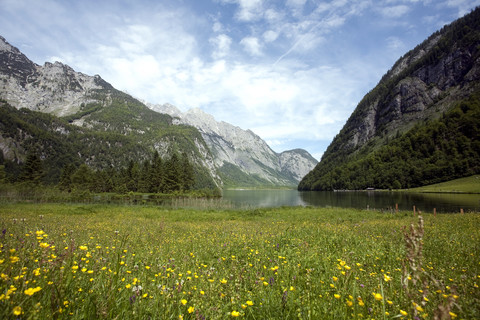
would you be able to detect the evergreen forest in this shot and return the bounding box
[298,92,480,191]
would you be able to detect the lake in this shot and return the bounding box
[222,189,480,213]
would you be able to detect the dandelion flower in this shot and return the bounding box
[181,299,187,305]
[400,310,408,316]
[231,310,240,317]
[334,294,341,299]
[188,306,194,313]
[246,300,254,306]
[332,276,338,281]
[220,278,227,284]
[79,245,88,251]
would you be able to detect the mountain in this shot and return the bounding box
[299,7,480,191]
[0,35,220,188]
[0,35,316,188]
[149,104,317,187]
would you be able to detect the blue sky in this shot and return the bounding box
[1,0,479,160]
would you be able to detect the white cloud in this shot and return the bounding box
[379,5,411,17]
[210,34,232,59]
[233,0,264,21]
[240,36,263,56]
[263,30,279,42]
[386,36,405,50]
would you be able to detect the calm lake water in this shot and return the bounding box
[222,189,480,213]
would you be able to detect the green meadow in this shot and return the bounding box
[0,203,479,319]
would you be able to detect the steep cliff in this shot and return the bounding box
[299,7,480,191]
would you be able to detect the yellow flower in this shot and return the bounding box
[400,310,408,316]
[373,293,383,301]
[246,300,254,306]
[181,299,187,305]
[220,278,228,284]
[231,310,240,317]
[384,274,391,282]
[125,284,131,289]
[39,242,50,248]
[13,306,22,316]
[334,294,341,299]
[415,305,424,312]
[79,245,88,251]
[332,276,338,281]
[188,306,195,313]
[449,312,457,318]
[10,256,19,264]
[387,300,393,305]
[346,300,353,307]
[24,287,42,296]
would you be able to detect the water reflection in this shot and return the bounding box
[222,190,480,212]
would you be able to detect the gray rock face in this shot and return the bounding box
[0,36,110,116]
[345,32,480,152]
[150,103,318,185]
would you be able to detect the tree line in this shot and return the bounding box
[1,149,197,194]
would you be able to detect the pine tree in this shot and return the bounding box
[20,151,44,185]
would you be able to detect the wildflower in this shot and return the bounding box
[24,287,42,296]
[449,312,457,318]
[220,278,228,284]
[415,305,424,312]
[246,300,254,306]
[346,300,353,307]
[400,310,408,316]
[13,306,22,316]
[188,306,194,313]
[10,256,19,263]
[384,274,391,282]
[373,292,383,301]
[231,310,240,317]
[79,245,88,251]
[334,294,341,299]
[387,300,393,305]
[181,299,187,305]
[332,276,338,281]
[39,242,50,248]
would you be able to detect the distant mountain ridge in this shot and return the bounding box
[299,7,480,191]
[150,103,317,186]
[0,35,316,188]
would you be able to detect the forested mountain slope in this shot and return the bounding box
[299,7,480,191]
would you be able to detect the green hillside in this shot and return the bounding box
[0,98,218,190]
[409,174,480,193]
[299,8,480,191]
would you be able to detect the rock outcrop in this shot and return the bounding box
[150,104,317,186]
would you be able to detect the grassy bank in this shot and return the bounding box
[0,204,479,319]
[408,175,480,193]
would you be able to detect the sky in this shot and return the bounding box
[1,0,479,160]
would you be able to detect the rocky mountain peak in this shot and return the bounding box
[0,37,112,116]
[150,103,317,185]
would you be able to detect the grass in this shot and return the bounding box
[408,175,480,194]
[0,203,479,319]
